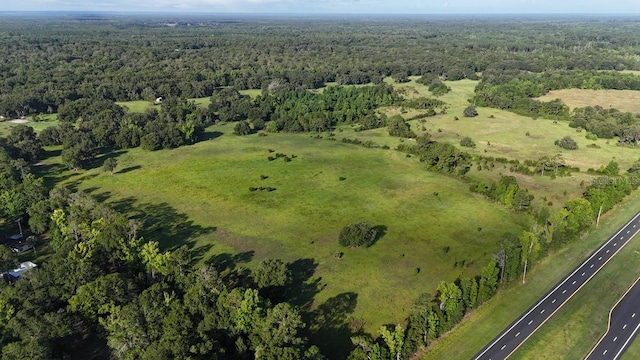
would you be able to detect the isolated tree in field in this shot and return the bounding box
[233,120,251,135]
[463,105,478,118]
[103,158,117,174]
[339,222,378,247]
[555,135,578,150]
[459,136,475,148]
[519,231,540,284]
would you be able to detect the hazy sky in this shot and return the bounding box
[2,0,639,14]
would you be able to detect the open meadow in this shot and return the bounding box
[42,122,526,356]
[538,88,640,114]
[15,75,640,357]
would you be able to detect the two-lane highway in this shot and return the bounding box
[586,276,640,360]
[472,211,640,360]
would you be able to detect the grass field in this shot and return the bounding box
[537,88,640,114]
[19,74,640,357]
[420,187,640,360]
[42,123,526,356]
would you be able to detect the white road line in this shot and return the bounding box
[528,320,533,325]
[562,289,567,294]
[473,212,640,360]
[590,264,594,268]
[501,345,506,350]
[607,249,611,253]
[552,298,557,304]
[623,324,627,330]
[572,280,577,285]
[541,309,545,314]
[582,272,586,276]
[599,256,603,260]
[604,349,608,355]
[614,322,640,359]
[515,332,520,337]
[614,336,618,342]
[627,230,630,234]
[633,313,636,318]
[614,242,618,246]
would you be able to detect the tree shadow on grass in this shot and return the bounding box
[94,196,217,263]
[206,250,255,273]
[116,165,141,174]
[83,150,127,171]
[287,258,324,310]
[369,224,388,247]
[309,292,359,360]
[132,202,216,251]
[206,250,255,286]
[202,131,224,141]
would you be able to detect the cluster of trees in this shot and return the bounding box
[208,84,409,133]
[470,176,533,212]
[0,181,322,359]
[416,75,451,96]
[40,97,210,168]
[413,135,471,175]
[2,16,640,118]
[348,261,500,360]
[568,105,640,143]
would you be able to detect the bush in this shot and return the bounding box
[233,120,251,135]
[339,222,378,247]
[586,132,598,141]
[555,135,578,150]
[460,136,476,148]
[463,105,478,118]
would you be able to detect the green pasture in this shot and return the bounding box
[43,123,526,344]
[380,79,640,209]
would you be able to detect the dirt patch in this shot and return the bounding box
[9,119,29,124]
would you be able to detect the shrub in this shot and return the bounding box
[460,136,476,148]
[338,222,378,247]
[555,136,578,150]
[586,132,598,141]
[463,105,478,118]
[233,120,252,135]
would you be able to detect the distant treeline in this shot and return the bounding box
[2,17,640,117]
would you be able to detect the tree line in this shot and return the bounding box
[2,16,640,118]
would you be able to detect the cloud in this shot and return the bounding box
[3,0,639,13]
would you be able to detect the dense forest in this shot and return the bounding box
[3,14,640,360]
[1,15,640,117]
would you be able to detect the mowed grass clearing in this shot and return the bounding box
[538,88,640,114]
[420,187,640,360]
[47,122,526,339]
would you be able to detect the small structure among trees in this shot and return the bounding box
[339,222,378,247]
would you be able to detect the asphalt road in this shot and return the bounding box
[585,276,640,360]
[472,211,640,360]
